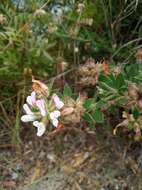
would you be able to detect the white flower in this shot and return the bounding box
[50,110,61,120]
[50,110,61,127]
[36,99,46,116]
[33,121,46,137]
[52,94,64,110]
[21,103,38,123]
[26,91,46,116]
[52,119,58,127]
[26,91,36,106]
[21,103,37,122]
[21,115,37,122]
[23,104,33,115]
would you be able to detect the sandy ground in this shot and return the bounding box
[1,128,142,190]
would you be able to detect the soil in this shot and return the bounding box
[1,128,142,190]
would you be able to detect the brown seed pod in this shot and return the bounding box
[32,76,49,97]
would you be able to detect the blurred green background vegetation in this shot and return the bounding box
[0,0,142,147]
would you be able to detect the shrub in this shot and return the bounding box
[0,0,142,146]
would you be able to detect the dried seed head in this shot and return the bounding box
[61,96,85,124]
[136,48,142,64]
[128,82,138,100]
[78,58,104,86]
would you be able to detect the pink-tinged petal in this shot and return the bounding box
[52,94,59,101]
[36,99,46,116]
[21,115,36,122]
[26,91,36,106]
[33,121,46,136]
[53,110,61,118]
[23,104,33,115]
[61,107,74,116]
[31,91,36,104]
[56,101,64,109]
[50,111,60,120]
[41,110,46,116]
[52,94,64,109]
[36,99,44,108]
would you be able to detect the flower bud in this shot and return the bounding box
[77,3,85,13]
[61,107,74,116]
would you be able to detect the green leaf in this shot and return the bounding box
[96,100,106,109]
[82,112,94,123]
[126,64,139,81]
[134,71,142,82]
[132,107,140,119]
[88,124,95,129]
[43,51,53,62]
[99,74,117,88]
[115,74,125,89]
[63,84,72,97]
[92,110,104,123]
[83,98,95,109]
[109,74,116,83]
[99,74,112,85]
[99,81,117,93]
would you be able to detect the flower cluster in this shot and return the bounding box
[21,90,64,137]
